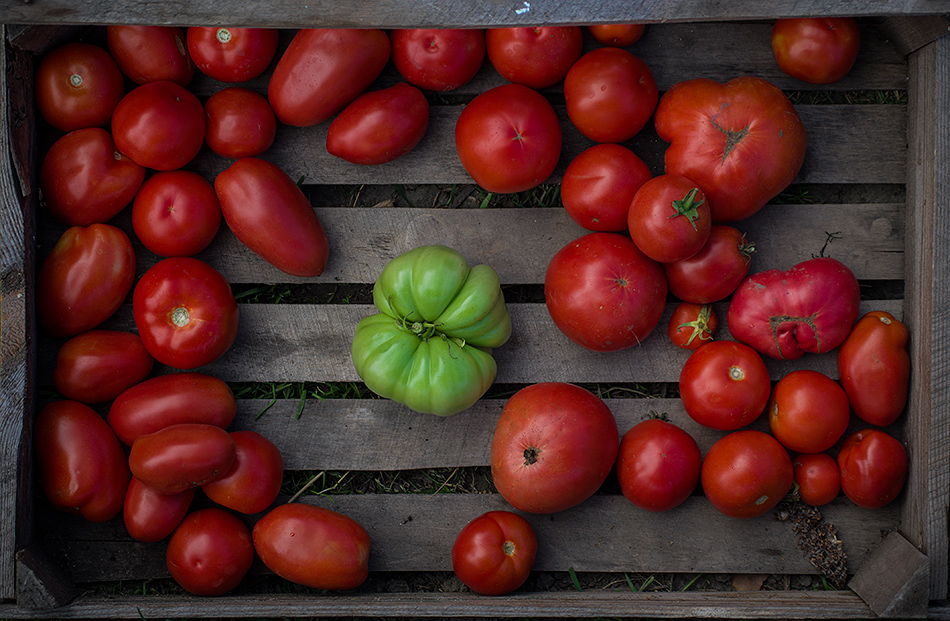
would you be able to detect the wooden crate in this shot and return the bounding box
[1,3,949,618]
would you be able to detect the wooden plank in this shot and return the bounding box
[849,532,929,617]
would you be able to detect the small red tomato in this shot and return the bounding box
[486,26,583,89]
[768,370,850,454]
[129,423,236,495]
[390,28,486,91]
[35,42,125,132]
[202,431,284,515]
[560,143,652,232]
[204,86,277,159]
[107,25,194,86]
[617,418,702,512]
[123,477,195,543]
[628,175,712,263]
[771,18,860,84]
[187,26,279,83]
[588,24,645,47]
[451,510,538,596]
[132,170,222,257]
[53,330,154,404]
[792,453,840,507]
[667,302,718,351]
[837,429,908,509]
[663,225,755,304]
[167,508,254,596]
[701,429,793,519]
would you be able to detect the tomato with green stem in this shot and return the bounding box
[667,302,718,350]
[628,174,712,263]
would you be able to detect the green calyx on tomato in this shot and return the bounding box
[669,187,705,231]
[351,245,512,416]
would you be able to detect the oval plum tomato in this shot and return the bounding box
[132,170,222,257]
[792,453,840,507]
[837,310,910,426]
[560,143,652,232]
[203,86,277,159]
[111,80,205,171]
[187,26,279,82]
[485,26,583,89]
[837,429,908,509]
[451,510,538,596]
[544,232,667,352]
[132,256,239,369]
[214,157,330,277]
[663,225,754,304]
[123,477,195,542]
[617,418,702,512]
[701,430,793,519]
[35,42,124,132]
[628,175,712,263]
[35,400,130,522]
[490,382,619,514]
[108,372,236,446]
[36,223,135,338]
[455,83,562,194]
[768,370,849,454]
[667,302,718,351]
[268,28,390,127]
[588,24,645,47]
[129,423,236,494]
[107,25,194,86]
[564,47,658,143]
[771,17,860,84]
[253,503,371,590]
[202,431,284,515]
[53,330,154,404]
[166,507,254,596]
[326,82,430,165]
[390,28,486,91]
[39,127,145,226]
[679,340,770,431]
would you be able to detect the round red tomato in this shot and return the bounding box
[663,225,754,304]
[132,170,222,257]
[129,423,236,495]
[451,510,538,596]
[455,83,562,194]
[564,47,658,143]
[701,429,793,519]
[132,256,239,369]
[616,418,702,512]
[202,431,284,515]
[53,329,154,404]
[390,28,486,91]
[628,175,711,263]
[123,477,195,543]
[35,42,125,132]
[837,429,908,509]
[771,18,860,84]
[667,302,718,351]
[792,453,840,507]
[588,24,645,47]
[166,507,254,596]
[560,143,652,232]
[768,370,849,454]
[485,26,583,89]
[253,503,371,590]
[490,382,619,514]
[36,223,135,338]
[544,232,667,352]
[679,340,770,431]
[107,25,194,86]
[187,26,279,82]
[326,82,430,165]
[203,86,277,159]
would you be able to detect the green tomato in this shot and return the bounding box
[352,245,512,416]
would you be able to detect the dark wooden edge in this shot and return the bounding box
[850,532,930,617]
[878,16,950,55]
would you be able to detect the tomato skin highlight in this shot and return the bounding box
[123,477,195,543]
[768,369,850,454]
[166,507,254,596]
[561,143,652,232]
[771,17,860,84]
[128,423,236,495]
[486,26,583,89]
[202,430,284,515]
[203,86,277,159]
[390,28,486,92]
[187,26,279,83]
[837,429,908,509]
[617,418,702,512]
[53,329,154,404]
[452,510,538,596]
[107,25,194,86]
[35,42,125,132]
[792,453,840,507]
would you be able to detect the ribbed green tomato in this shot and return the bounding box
[351,245,511,416]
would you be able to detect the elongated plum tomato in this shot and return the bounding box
[166,507,254,596]
[390,28,486,91]
[701,429,793,519]
[124,477,195,543]
[617,418,702,512]
[451,510,538,595]
[202,430,284,515]
[128,423,236,495]
[53,329,154,404]
[35,42,125,132]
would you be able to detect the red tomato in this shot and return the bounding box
[654,76,807,222]
[123,477,195,543]
[39,127,145,226]
[111,80,205,171]
[544,232,667,352]
[131,170,222,257]
[214,157,330,277]
[108,372,236,446]
[701,429,793,519]
[36,223,135,338]
[837,429,908,509]
[132,256,240,369]
[253,503,371,590]
[768,370,850,454]
[588,24,645,47]
[53,330,154,404]
[166,508,254,596]
[107,25,194,86]
[560,143,652,232]
[679,340,771,431]
[35,42,125,132]
[129,423,236,495]
[663,225,754,304]
[390,28,486,91]
[202,431,284,515]
[326,82,430,165]
[203,86,277,159]
[628,175,712,263]
[35,400,130,522]
[837,310,910,426]
[771,18,860,84]
[490,382,619,514]
[667,302,718,351]
[564,47,658,143]
[268,28,390,127]
[616,418,702,512]
[451,510,538,595]
[485,26,583,89]
[455,83,562,194]
[187,26,279,83]
[792,453,840,507]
